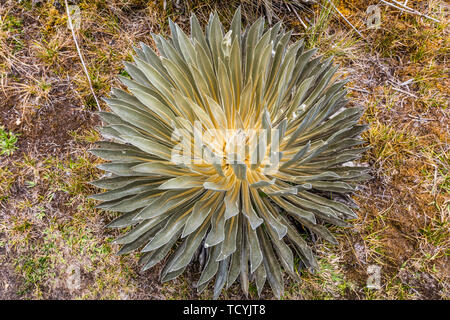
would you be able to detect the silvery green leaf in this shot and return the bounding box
[137,188,202,220]
[258,228,283,299]
[89,180,162,201]
[171,221,209,271]
[241,183,264,229]
[226,217,242,288]
[205,205,226,247]
[182,193,218,238]
[142,229,182,271]
[115,215,166,245]
[142,208,190,252]
[270,196,316,225]
[158,176,205,190]
[106,209,140,228]
[246,220,263,273]
[254,263,267,296]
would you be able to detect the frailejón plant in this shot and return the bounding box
[90,8,369,298]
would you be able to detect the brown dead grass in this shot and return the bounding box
[0,0,448,300]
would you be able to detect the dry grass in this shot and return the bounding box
[0,0,448,299]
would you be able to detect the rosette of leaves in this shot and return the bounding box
[90,8,369,298]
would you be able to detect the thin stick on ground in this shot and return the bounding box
[64,0,101,111]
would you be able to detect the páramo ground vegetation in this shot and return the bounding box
[0,0,448,299]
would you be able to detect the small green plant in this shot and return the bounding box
[0,126,19,156]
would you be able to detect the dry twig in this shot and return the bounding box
[64,0,101,111]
